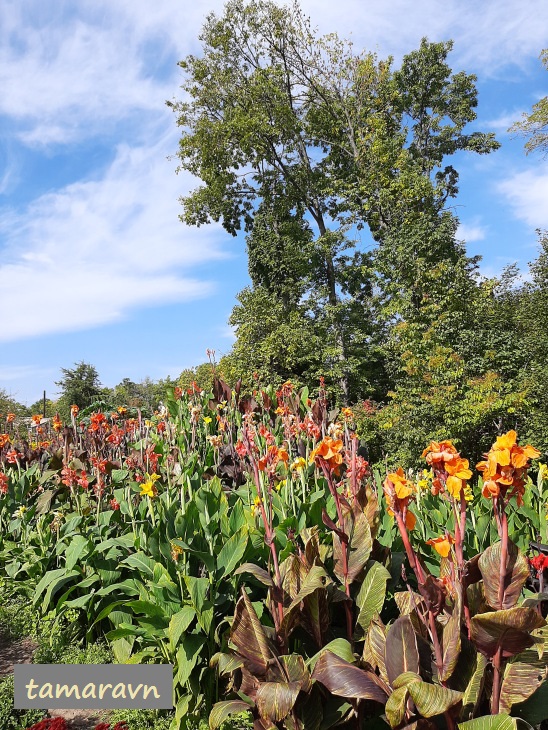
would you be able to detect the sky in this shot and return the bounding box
[1,0,547,406]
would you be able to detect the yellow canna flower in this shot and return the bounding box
[291,457,307,472]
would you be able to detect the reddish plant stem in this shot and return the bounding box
[492,500,509,715]
[457,492,472,639]
[395,512,448,697]
[245,431,284,634]
[322,461,354,643]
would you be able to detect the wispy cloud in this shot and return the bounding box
[457,220,487,243]
[0,130,229,342]
[497,170,548,229]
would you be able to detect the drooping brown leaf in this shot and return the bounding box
[478,539,529,610]
[418,575,446,617]
[231,590,276,675]
[385,616,420,686]
[311,650,388,704]
[470,607,545,659]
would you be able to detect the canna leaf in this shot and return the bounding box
[231,589,276,675]
[457,715,517,729]
[478,540,529,610]
[256,681,301,722]
[385,685,409,728]
[354,561,391,639]
[333,504,372,585]
[461,652,488,719]
[235,563,274,587]
[499,646,548,713]
[407,679,463,718]
[385,616,419,686]
[470,607,545,659]
[311,650,388,704]
[209,700,252,730]
[216,528,248,580]
[440,587,462,682]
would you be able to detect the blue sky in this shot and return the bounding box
[1,0,547,406]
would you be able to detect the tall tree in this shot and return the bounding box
[56,362,104,417]
[171,0,498,401]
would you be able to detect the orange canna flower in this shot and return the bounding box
[422,440,458,465]
[309,437,344,473]
[71,405,79,416]
[0,434,10,449]
[6,413,16,423]
[426,534,455,558]
[405,509,416,531]
[477,430,540,506]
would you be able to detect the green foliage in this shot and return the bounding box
[55,361,105,419]
[0,675,45,730]
[171,1,498,403]
[510,49,548,156]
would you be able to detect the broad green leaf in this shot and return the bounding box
[385,616,419,686]
[64,535,90,570]
[127,600,166,618]
[216,528,248,580]
[34,568,68,603]
[169,606,196,650]
[122,551,156,577]
[311,651,388,704]
[458,715,517,729]
[256,681,301,722]
[42,570,81,612]
[478,540,529,610]
[354,561,390,639]
[210,652,244,676]
[177,634,206,686]
[209,700,252,730]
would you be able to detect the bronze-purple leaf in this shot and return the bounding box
[256,681,301,722]
[231,590,276,675]
[470,607,546,659]
[385,616,420,686]
[478,539,529,610]
[311,650,388,704]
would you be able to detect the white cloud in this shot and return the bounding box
[1,0,546,149]
[0,365,54,382]
[0,129,230,342]
[497,170,548,229]
[457,220,487,243]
